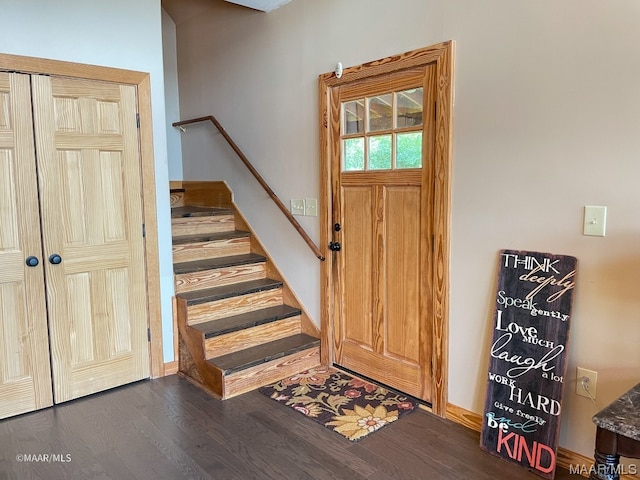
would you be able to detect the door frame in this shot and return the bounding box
[318,41,454,416]
[0,53,164,379]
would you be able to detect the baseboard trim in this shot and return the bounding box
[446,402,483,431]
[445,403,630,479]
[164,361,179,375]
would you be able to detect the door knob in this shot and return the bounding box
[49,254,62,265]
[328,241,341,252]
[25,256,39,267]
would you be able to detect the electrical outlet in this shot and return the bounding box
[576,367,597,399]
[304,198,318,217]
[290,199,304,216]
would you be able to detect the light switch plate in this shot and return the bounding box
[304,198,318,217]
[290,199,304,216]
[583,206,606,236]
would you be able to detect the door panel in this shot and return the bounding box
[31,75,149,403]
[341,186,374,348]
[384,186,421,362]
[337,181,426,399]
[340,342,421,396]
[0,73,53,418]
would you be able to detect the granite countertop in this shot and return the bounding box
[592,383,640,441]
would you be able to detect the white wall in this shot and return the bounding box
[168,0,445,333]
[162,9,183,180]
[1,0,176,362]
[445,0,640,459]
[168,0,640,460]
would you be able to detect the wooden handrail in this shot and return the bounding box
[173,115,325,261]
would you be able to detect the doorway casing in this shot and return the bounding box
[318,41,454,416]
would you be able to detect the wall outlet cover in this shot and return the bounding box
[576,367,598,399]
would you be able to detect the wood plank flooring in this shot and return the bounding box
[0,375,579,479]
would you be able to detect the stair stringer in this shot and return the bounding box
[176,296,224,398]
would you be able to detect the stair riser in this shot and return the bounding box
[222,347,320,399]
[170,191,184,208]
[175,263,266,294]
[204,317,301,359]
[172,237,251,263]
[187,289,283,325]
[171,215,235,236]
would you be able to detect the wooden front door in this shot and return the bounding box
[0,72,53,418]
[31,75,150,403]
[320,43,454,411]
[332,68,434,401]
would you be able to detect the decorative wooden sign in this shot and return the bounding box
[480,250,577,479]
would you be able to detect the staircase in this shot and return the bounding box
[171,182,321,399]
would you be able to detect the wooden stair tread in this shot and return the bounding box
[173,184,319,399]
[191,304,302,339]
[171,206,233,218]
[209,333,320,375]
[174,253,265,275]
[172,230,250,245]
[177,278,282,306]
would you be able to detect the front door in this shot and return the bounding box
[331,68,434,401]
[31,75,150,403]
[321,43,454,411]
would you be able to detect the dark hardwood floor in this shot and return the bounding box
[0,375,580,479]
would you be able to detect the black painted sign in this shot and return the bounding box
[480,250,577,479]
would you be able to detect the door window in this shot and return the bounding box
[342,88,423,171]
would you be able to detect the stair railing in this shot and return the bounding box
[173,115,325,261]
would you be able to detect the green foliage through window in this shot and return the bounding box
[341,88,423,171]
[344,138,364,171]
[396,132,422,169]
[369,135,392,170]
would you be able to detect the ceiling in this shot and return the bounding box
[223,0,292,12]
[163,0,293,25]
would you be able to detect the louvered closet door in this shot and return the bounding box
[31,76,150,403]
[0,72,53,419]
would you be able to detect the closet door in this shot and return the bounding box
[31,76,150,403]
[0,72,53,418]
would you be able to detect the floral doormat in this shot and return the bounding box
[258,367,418,441]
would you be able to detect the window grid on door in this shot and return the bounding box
[341,87,423,172]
